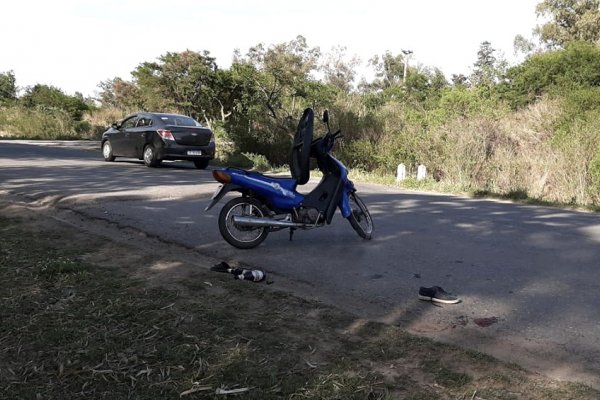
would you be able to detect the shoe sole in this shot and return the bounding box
[418,295,461,304]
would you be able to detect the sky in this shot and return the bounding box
[1,0,542,98]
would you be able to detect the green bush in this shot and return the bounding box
[74,120,92,134]
[338,139,380,171]
[555,87,600,134]
[242,152,271,171]
[503,41,600,108]
[218,153,254,169]
[21,84,89,120]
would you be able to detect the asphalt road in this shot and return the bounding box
[2,140,600,388]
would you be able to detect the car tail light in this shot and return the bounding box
[157,129,175,140]
[213,170,232,183]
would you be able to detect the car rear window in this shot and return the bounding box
[159,116,200,127]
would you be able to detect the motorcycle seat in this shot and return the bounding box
[249,170,294,181]
[262,173,293,180]
[229,168,295,182]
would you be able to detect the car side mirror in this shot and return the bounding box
[322,110,329,124]
[111,122,119,129]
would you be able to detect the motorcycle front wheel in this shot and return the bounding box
[219,197,269,249]
[347,192,373,240]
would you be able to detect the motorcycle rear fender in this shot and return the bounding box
[204,183,243,211]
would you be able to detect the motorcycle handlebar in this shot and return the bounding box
[325,130,342,144]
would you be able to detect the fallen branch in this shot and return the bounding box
[215,387,250,395]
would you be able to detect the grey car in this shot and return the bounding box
[101,112,215,169]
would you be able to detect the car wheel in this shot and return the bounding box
[193,159,210,169]
[143,145,161,167]
[102,141,115,162]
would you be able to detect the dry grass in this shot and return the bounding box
[393,98,600,208]
[0,106,78,139]
[83,107,130,131]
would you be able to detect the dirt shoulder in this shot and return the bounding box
[1,193,598,399]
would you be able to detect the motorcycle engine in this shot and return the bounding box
[296,207,321,224]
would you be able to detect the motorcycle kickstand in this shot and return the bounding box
[289,227,296,241]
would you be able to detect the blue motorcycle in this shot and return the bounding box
[205,108,373,249]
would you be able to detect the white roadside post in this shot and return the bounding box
[417,164,427,180]
[396,163,406,181]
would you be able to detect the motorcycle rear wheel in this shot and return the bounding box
[219,197,269,249]
[347,192,373,240]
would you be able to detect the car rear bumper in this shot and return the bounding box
[157,142,215,161]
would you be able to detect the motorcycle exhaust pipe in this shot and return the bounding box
[232,215,305,228]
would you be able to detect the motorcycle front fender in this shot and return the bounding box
[204,183,242,211]
[338,179,356,218]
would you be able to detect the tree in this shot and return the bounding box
[97,77,142,110]
[226,62,262,118]
[502,41,600,107]
[402,67,448,104]
[234,35,323,121]
[427,68,449,93]
[0,70,17,104]
[471,41,507,88]
[229,36,330,164]
[534,0,600,48]
[21,84,89,120]
[132,50,222,124]
[513,34,538,56]
[320,46,360,94]
[367,51,405,89]
[451,74,469,86]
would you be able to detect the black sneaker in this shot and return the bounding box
[418,286,461,304]
[210,262,243,275]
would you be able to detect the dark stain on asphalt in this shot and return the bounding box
[474,317,499,327]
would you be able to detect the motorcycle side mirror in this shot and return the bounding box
[322,110,329,124]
